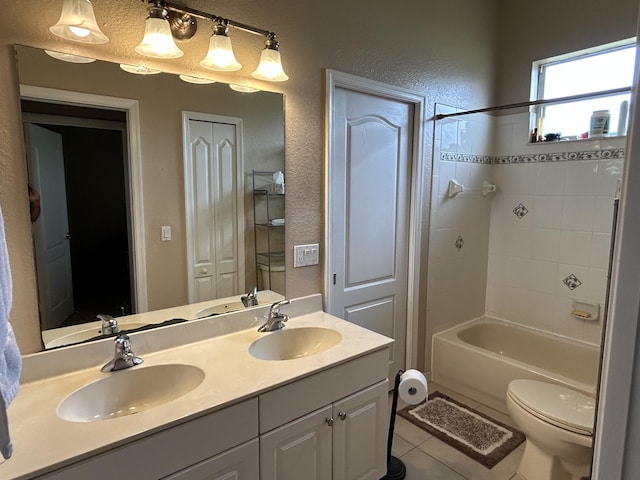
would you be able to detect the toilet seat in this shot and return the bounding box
[508,380,595,436]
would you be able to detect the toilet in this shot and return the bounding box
[506,379,595,480]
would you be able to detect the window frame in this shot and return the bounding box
[530,38,636,140]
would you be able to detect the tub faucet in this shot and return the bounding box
[258,299,290,332]
[98,314,118,335]
[101,333,143,372]
[241,286,258,307]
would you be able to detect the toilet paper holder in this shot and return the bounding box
[382,369,428,480]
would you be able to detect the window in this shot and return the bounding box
[532,40,636,140]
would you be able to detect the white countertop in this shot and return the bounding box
[1,294,392,479]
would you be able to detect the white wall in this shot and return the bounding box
[487,112,625,344]
[427,108,625,371]
[426,106,495,369]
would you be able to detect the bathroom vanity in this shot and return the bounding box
[2,294,392,480]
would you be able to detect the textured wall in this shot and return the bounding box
[0,0,499,355]
[494,0,639,106]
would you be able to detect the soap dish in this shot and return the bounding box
[571,300,599,321]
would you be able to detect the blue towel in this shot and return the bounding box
[0,204,21,460]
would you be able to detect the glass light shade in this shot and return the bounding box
[135,17,183,59]
[179,75,216,84]
[229,84,260,93]
[45,50,96,63]
[251,48,289,82]
[200,34,242,71]
[49,0,109,44]
[120,64,162,75]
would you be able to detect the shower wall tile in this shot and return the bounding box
[534,196,564,229]
[593,197,616,233]
[558,231,592,266]
[561,196,596,231]
[531,229,561,262]
[590,233,612,270]
[484,112,624,344]
[564,161,598,195]
[536,162,567,195]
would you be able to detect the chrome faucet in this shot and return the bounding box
[241,286,258,307]
[101,334,143,372]
[258,299,291,332]
[98,314,118,335]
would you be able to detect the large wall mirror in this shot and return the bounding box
[15,45,286,350]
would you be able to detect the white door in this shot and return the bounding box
[25,123,74,329]
[327,86,414,378]
[163,439,259,480]
[184,115,245,303]
[332,381,388,480]
[260,406,333,480]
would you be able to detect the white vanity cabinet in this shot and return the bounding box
[33,349,389,480]
[258,349,389,480]
[260,381,388,480]
[162,439,259,480]
[37,399,259,480]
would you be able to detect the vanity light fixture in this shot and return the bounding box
[200,22,242,72]
[44,50,96,63]
[135,1,184,59]
[179,75,217,84]
[135,0,288,81]
[120,64,162,75]
[251,37,289,82]
[229,84,260,93]
[49,0,109,44]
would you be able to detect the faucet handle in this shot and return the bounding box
[269,299,290,318]
[98,314,118,335]
[101,334,143,372]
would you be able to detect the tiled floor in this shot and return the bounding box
[389,382,525,480]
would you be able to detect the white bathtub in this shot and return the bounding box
[431,317,600,414]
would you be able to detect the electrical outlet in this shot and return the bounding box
[294,243,319,267]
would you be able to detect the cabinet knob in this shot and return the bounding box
[325,417,334,427]
[338,412,347,421]
[200,268,208,274]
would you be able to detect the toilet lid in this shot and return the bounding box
[508,379,595,435]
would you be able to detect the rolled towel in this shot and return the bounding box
[0,203,22,459]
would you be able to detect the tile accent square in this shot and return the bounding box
[512,203,529,219]
[562,274,582,290]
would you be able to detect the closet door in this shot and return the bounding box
[184,116,244,303]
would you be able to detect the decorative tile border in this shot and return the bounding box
[441,148,624,164]
[440,153,494,164]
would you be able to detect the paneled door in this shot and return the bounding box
[25,123,74,329]
[183,113,245,303]
[326,71,425,379]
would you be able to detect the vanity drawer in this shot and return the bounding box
[258,348,388,433]
[39,398,258,480]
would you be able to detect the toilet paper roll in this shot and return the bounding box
[399,369,428,405]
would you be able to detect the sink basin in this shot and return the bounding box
[197,302,246,318]
[58,364,205,422]
[45,323,149,348]
[249,327,342,361]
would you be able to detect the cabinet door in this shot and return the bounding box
[162,439,259,480]
[260,405,333,480]
[332,380,388,480]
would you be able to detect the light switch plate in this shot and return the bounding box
[294,243,319,267]
[161,226,171,242]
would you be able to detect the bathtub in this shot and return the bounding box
[431,317,600,414]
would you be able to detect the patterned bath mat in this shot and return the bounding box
[398,391,525,469]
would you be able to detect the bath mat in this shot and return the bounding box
[398,391,525,469]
